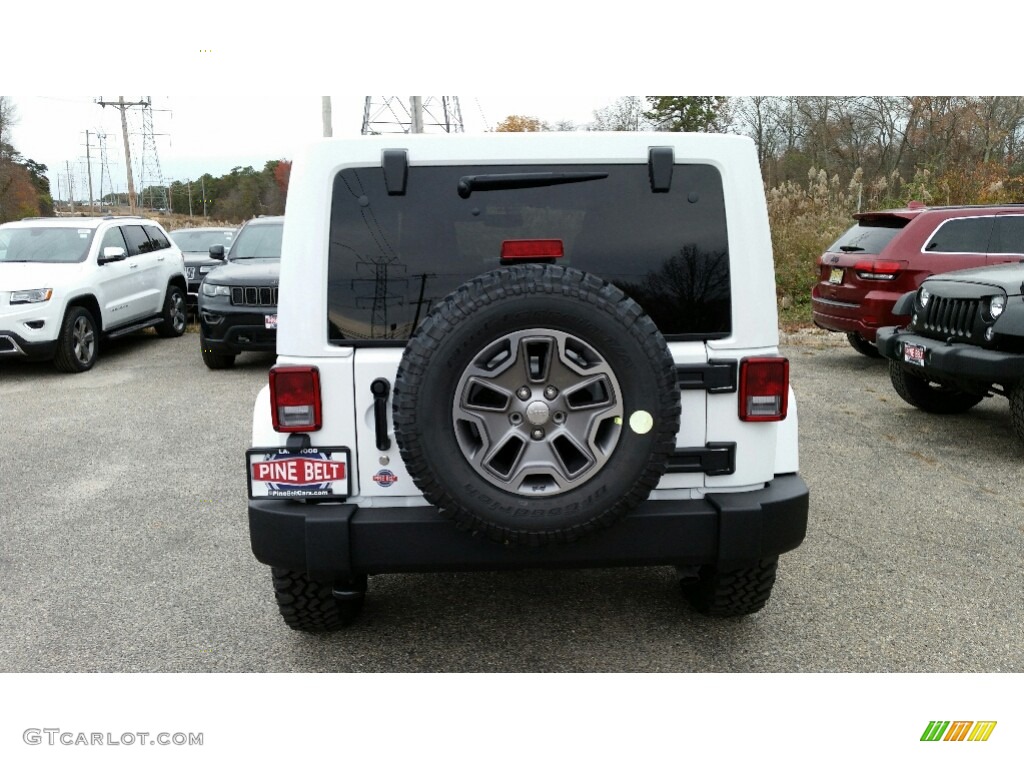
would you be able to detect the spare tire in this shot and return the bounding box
[393,265,680,546]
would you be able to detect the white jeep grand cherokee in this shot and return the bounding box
[0,216,188,372]
[247,133,809,631]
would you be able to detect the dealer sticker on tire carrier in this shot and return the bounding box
[246,446,350,499]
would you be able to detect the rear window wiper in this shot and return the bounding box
[457,172,608,199]
[839,245,865,252]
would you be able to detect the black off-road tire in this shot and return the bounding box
[271,568,365,632]
[681,557,779,617]
[53,306,99,373]
[155,284,188,338]
[888,360,983,414]
[1009,384,1024,443]
[200,336,236,370]
[846,332,882,358]
[393,264,680,547]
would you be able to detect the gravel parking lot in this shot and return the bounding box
[1,328,1021,672]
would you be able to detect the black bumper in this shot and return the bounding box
[0,331,56,360]
[248,474,809,582]
[200,310,277,353]
[876,326,1024,383]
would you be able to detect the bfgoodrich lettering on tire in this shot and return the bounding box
[392,265,680,546]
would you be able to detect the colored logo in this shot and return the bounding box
[373,469,398,487]
[921,721,997,742]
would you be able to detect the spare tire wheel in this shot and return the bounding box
[393,265,680,546]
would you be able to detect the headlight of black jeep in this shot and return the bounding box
[989,294,1006,319]
[919,286,931,308]
[202,282,230,297]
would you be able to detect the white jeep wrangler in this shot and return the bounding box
[0,216,188,372]
[247,133,808,631]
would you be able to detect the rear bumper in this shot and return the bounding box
[877,327,1024,383]
[811,290,903,341]
[248,474,809,582]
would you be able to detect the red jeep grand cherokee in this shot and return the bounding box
[811,202,1024,356]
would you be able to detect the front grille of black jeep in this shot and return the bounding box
[920,297,980,338]
[231,286,278,307]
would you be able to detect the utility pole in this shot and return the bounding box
[66,161,75,213]
[410,96,424,133]
[187,180,193,217]
[322,96,333,137]
[83,130,96,211]
[96,96,149,214]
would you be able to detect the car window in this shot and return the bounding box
[230,221,283,260]
[170,229,235,252]
[989,215,1024,254]
[924,216,994,254]
[144,225,171,251]
[99,226,129,256]
[326,163,731,343]
[0,226,95,263]
[827,218,907,255]
[121,225,153,256]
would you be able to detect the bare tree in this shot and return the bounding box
[588,97,650,131]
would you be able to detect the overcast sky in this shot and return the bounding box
[3,2,1008,201]
[6,95,616,199]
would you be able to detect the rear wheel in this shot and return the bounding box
[889,361,984,414]
[681,557,779,617]
[846,332,881,358]
[155,284,187,337]
[271,568,365,632]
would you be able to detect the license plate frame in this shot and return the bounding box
[828,267,844,285]
[265,314,278,330]
[247,446,351,500]
[904,342,926,367]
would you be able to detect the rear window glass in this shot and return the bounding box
[827,218,907,255]
[327,163,731,343]
[144,225,171,250]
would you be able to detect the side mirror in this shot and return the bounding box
[99,246,127,264]
[209,245,226,260]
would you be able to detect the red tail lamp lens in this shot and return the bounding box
[739,357,789,422]
[270,366,322,432]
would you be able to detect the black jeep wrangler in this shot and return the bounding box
[876,262,1024,440]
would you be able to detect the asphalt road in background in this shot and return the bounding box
[1,329,1021,672]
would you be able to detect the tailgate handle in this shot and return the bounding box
[370,378,392,451]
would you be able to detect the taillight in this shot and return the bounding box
[500,239,564,260]
[270,366,322,432]
[739,357,789,422]
[853,259,904,280]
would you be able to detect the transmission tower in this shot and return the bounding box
[354,97,461,335]
[96,132,116,208]
[137,98,168,210]
[361,97,464,135]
